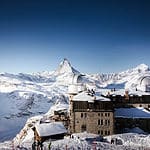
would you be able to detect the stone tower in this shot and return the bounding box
[68,84,78,133]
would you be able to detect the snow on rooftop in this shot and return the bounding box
[45,103,69,116]
[95,93,111,101]
[52,103,68,112]
[115,107,150,118]
[35,122,67,137]
[73,91,110,102]
[73,91,94,102]
[100,88,150,96]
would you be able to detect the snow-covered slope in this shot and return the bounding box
[0,59,150,142]
[0,59,72,141]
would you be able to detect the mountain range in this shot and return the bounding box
[0,58,150,141]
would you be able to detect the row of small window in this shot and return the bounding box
[81,125,110,136]
[98,113,110,117]
[98,119,110,126]
[81,113,110,118]
[98,130,110,135]
[81,113,87,118]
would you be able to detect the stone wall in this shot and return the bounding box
[70,111,114,136]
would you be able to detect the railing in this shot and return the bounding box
[74,108,113,112]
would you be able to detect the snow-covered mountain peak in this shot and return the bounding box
[54,58,80,75]
[135,63,149,72]
[118,64,149,76]
[1,60,150,142]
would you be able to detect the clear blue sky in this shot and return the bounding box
[0,0,150,74]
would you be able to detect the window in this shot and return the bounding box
[98,130,100,134]
[98,119,100,125]
[105,130,107,135]
[81,113,87,118]
[98,113,100,116]
[105,120,107,125]
[101,130,103,135]
[81,125,86,132]
[101,113,103,117]
[139,104,142,107]
[108,120,110,125]
[108,113,110,117]
[105,113,107,117]
[101,120,103,125]
[108,131,110,135]
[88,103,93,109]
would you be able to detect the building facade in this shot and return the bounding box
[104,80,150,134]
[68,88,114,136]
[68,75,150,135]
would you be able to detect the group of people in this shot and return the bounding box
[32,140,52,150]
[111,138,118,144]
[32,141,43,150]
[87,89,95,96]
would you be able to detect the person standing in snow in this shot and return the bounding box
[32,142,36,150]
[111,138,114,144]
[39,141,43,150]
[48,141,51,150]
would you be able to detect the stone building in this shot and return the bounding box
[107,90,150,109]
[103,76,150,133]
[68,75,150,135]
[68,85,114,136]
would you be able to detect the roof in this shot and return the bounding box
[35,122,67,137]
[100,89,150,96]
[115,107,150,118]
[45,103,69,116]
[73,91,110,102]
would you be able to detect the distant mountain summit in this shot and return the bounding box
[118,63,149,76]
[54,58,80,75]
[134,63,149,72]
[0,59,150,141]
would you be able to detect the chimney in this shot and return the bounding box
[125,90,129,100]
